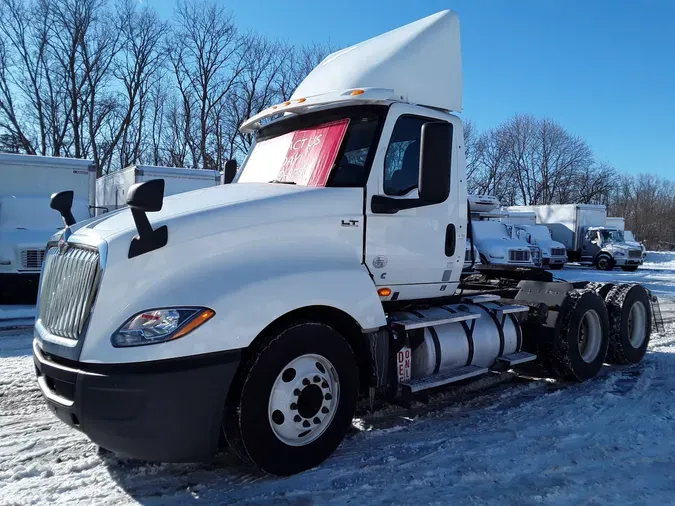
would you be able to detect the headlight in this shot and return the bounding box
[489,252,505,259]
[111,307,215,347]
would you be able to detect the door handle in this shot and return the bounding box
[445,224,456,257]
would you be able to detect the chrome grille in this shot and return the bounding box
[509,250,531,262]
[38,245,101,340]
[21,249,46,270]
[551,248,567,257]
[628,249,642,259]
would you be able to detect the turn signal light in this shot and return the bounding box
[378,288,392,297]
[170,309,216,341]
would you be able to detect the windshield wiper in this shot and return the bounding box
[268,180,296,185]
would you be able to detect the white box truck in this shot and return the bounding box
[32,11,660,477]
[499,212,567,269]
[467,196,538,267]
[0,153,94,295]
[508,204,643,271]
[95,165,221,215]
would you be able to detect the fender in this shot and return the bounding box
[78,230,386,363]
[593,249,614,266]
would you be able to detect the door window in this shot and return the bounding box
[383,116,431,196]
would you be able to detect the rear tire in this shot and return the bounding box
[224,322,359,476]
[605,284,651,364]
[539,289,609,382]
[585,282,615,300]
[621,266,638,272]
[548,264,564,270]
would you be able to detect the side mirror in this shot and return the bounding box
[126,179,168,259]
[127,178,164,212]
[50,190,76,227]
[418,121,451,204]
[223,159,238,184]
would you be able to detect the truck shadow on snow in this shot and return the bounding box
[99,357,659,505]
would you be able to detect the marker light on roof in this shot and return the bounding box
[350,89,365,96]
[296,98,306,103]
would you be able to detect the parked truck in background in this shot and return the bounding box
[0,153,94,297]
[500,212,567,270]
[468,196,537,266]
[508,204,643,271]
[95,165,221,215]
[32,11,660,477]
[607,216,646,260]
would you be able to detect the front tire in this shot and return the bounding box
[224,322,359,476]
[605,284,651,364]
[595,254,614,271]
[539,289,610,382]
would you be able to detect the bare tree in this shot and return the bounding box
[169,0,244,168]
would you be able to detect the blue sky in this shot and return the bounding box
[148,0,675,178]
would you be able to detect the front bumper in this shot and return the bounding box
[613,256,642,266]
[33,340,241,462]
[542,256,567,266]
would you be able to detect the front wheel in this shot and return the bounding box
[595,254,614,271]
[224,322,359,476]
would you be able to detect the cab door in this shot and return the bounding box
[364,103,465,296]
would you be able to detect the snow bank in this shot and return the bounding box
[2,318,675,505]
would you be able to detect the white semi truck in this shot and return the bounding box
[508,204,643,271]
[95,165,221,215]
[32,11,661,476]
[500,212,568,269]
[0,153,94,295]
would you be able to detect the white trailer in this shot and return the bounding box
[95,165,221,215]
[0,153,94,291]
[33,11,660,477]
[606,216,625,231]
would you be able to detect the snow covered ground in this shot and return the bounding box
[2,260,675,505]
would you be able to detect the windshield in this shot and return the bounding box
[526,226,552,241]
[599,229,625,244]
[472,221,511,240]
[236,106,385,187]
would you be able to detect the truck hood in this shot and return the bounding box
[476,237,531,251]
[74,183,340,241]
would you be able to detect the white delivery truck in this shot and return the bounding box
[607,216,646,260]
[32,11,660,477]
[500,212,568,270]
[467,196,537,266]
[508,204,643,271]
[0,153,94,294]
[95,165,221,215]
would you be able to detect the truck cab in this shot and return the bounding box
[582,226,643,271]
[31,10,657,477]
[511,224,567,269]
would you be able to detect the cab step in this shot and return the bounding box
[400,365,489,394]
[492,351,537,371]
[391,311,481,331]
